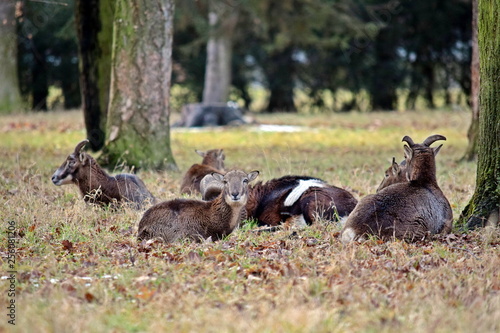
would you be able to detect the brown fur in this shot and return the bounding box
[376,158,407,192]
[202,174,358,226]
[180,149,225,195]
[341,134,452,243]
[51,140,155,209]
[137,170,259,243]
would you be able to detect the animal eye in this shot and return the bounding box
[243,179,248,184]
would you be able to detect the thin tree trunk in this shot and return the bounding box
[266,46,296,113]
[423,62,435,109]
[462,0,480,161]
[0,0,22,113]
[31,42,48,111]
[202,1,239,104]
[75,0,114,151]
[100,0,177,170]
[370,30,398,111]
[459,0,500,229]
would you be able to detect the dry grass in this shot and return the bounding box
[0,109,498,333]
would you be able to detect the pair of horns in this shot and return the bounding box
[402,134,446,147]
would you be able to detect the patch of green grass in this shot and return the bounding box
[1,109,498,333]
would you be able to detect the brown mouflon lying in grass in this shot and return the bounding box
[51,140,155,209]
[138,170,259,243]
[342,134,452,243]
[180,149,225,195]
[376,158,407,192]
[201,174,358,226]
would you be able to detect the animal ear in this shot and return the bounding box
[211,172,224,182]
[247,170,259,182]
[79,152,88,165]
[433,144,443,156]
[403,145,413,160]
[391,158,400,175]
[218,149,225,160]
[196,150,206,157]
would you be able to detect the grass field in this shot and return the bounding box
[0,109,498,332]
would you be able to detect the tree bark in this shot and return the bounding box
[459,0,500,229]
[462,0,480,161]
[202,1,239,104]
[75,0,114,151]
[100,0,177,170]
[370,30,398,111]
[266,46,296,113]
[0,0,22,113]
[31,40,48,111]
[422,62,435,109]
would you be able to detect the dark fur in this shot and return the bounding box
[51,140,155,209]
[138,170,259,243]
[180,149,225,195]
[341,134,452,242]
[202,174,358,226]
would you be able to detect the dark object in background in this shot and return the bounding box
[174,103,248,127]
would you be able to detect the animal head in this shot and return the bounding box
[51,140,90,186]
[212,170,259,205]
[402,134,445,182]
[196,149,225,170]
[376,158,407,192]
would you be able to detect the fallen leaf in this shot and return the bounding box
[62,240,73,252]
[135,286,156,301]
[84,292,95,303]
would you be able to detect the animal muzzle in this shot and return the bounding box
[51,171,72,186]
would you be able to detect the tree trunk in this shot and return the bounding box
[31,42,48,111]
[75,0,114,151]
[422,63,435,109]
[202,1,239,104]
[370,30,398,111]
[0,0,22,113]
[459,0,500,229]
[462,0,480,161]
[100,0,177,170]
[266,46,296,113]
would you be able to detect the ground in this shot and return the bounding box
[0,109,498,332]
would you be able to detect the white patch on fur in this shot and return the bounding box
[341,227,357,244]
[284,179,326,207]
[289,215,307,228]
[338,215,349,227]
[53,173,73,186]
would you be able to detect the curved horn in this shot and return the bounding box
[74,140,89,154]
[423,134,446,147]
[402,136,415,147]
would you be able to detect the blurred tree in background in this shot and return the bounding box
[74,0,114,151]
[0,0,22,113]
[17,0,80,111]
[1,0,472,114]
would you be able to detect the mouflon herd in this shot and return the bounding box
[52,135,453,244]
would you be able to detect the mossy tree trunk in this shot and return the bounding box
[202,0,239,104]
[0,0,22,113]
[462,0,480,161]
[100,0,177,171]
[459,0,500,229]
[75,0,115,151]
